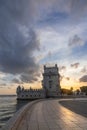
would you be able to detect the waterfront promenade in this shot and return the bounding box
[3,98,87,130]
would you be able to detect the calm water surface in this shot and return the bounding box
[0,95,30,128]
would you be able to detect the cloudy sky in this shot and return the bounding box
[0,0,87,94]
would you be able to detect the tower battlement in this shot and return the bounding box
[16,64,61,99]
[42,64,60,97]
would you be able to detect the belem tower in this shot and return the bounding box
[16,64,61,99]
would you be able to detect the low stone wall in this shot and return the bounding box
[2,99,43,130]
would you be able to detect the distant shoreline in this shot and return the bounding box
[0,95,16,96]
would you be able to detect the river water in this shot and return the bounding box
[0,95,30,129]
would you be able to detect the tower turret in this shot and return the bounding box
[42,64,61,97]
[16,85,21,94]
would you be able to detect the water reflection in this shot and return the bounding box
[0,95,31,128]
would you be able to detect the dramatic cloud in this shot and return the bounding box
[81,67,87,73]
[0,0,87,86]
[71,63,80,68]
[12,78,22,84]
[20,68,41,83]
[68,35,84,47]
[59,66,66,71]
[79,75,87,82]
[0,83,7,86]
[60,75,70,81]
[70,0,87,18]
[0,28,40,73]
[0,0,41,83]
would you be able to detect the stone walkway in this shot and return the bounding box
[15,99,87,130]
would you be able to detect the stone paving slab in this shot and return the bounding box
[3,99,87,130]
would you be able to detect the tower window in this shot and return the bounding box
[49,81,52,88]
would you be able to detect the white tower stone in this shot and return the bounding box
[42,64,60,97]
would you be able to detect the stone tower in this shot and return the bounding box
[42,64,61,97]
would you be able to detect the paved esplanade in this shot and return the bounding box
[15,99,87,130]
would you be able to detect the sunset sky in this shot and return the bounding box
[0,0,87,94]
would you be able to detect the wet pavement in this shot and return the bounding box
[16,99,87,130]
[59,99,87,118]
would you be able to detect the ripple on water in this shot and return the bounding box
[0,95,30,128]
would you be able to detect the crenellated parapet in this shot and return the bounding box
[16,86,45,99]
